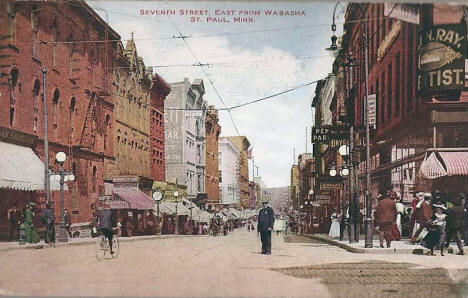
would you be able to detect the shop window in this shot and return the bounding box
[92,166,97,192]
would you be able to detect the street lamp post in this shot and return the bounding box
[53,152,75,243]
[174,191,179,235]
[329,2,372,247]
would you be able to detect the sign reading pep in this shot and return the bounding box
[418,24,466,93]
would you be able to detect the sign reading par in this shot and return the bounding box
[311,125,348,143]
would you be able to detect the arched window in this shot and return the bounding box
[9,68,19,126]
[104,114,110,150]
[69,97,76,140]
[92,166,97,192]
[52,88,60,138]
[33,79,40,132]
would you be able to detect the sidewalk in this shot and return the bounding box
[0,234,211,252]
[306,234,466,255]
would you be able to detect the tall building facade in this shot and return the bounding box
[218,137,240,207]
[0,2,117,230]
[165,78,207,207]
[150,73,170,183]
[205,106,221,211]
[106,37,153,194]
[226,136,251,209]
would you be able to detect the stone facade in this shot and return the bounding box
[205,106,221,211]
[0,2,118,224]
[226,136,250,209]
[107,37,152,182]
[165,79,207,205]
[218,137,240,207]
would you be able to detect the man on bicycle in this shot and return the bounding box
[97,203,117,254]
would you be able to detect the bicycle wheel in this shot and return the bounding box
[95,236,108,260]
[111,235,119,258]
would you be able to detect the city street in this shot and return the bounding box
[1,229,467,297]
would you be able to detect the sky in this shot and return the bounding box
[88,1,345,187]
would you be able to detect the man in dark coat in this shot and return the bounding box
[41,203,56,245]
[257,199,275,255]
[7,203,22,241]
[98,204,117,254]
[445,194,464,255]
[375,192,397,248]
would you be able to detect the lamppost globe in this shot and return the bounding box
[55,151,66,163]
[54,174,61,181]
[341,167,349,176]
[339,144,349,157]
[64,175,69,182]
[173,191,179,198]
[329,169,337,177]
[68,174,75,182]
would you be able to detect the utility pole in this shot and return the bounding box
[42,66,50,204]
[347,54,358,243]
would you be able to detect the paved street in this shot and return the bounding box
[1,230,467,297]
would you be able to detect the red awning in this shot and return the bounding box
[113,188,154,210]
[420,151,468,179]
[439,152,468,176]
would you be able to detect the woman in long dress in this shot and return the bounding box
[24,203,40,244]
[328,211,340,238]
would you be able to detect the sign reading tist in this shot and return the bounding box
[418,24,466,93]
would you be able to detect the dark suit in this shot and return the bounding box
[258,206,275,254]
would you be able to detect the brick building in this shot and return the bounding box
[150,73,170,183]
[226,136,251,209]
[0,2,118,231]
[332,3,468,208]
[204,106,221,211]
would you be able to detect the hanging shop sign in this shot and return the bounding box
[417,24,466,93]
[311,125,348,143]
[366,94,377,129]
[0,126,37,147]
[384,3,419,25]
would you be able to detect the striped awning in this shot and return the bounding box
[420,151,468,179]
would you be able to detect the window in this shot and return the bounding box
[104,114,110,150]
[380,72,385,126]
[9,68,19,126]
[33,79,40,132]
[92,166,97,192]
[375,79,379,128]
[395,53,400,117]
[53,89,60,138]
[69,97,76,139]
[52,20,58,68]
[7,3,15,42]
[387,63,392,120]
[31,6,38,57]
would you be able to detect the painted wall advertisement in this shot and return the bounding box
[417,24,466,94]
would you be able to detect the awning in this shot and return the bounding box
[113,188,154,210]
[0,141,62,191]
[420,151,468,179]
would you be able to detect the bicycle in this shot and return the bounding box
[95,230,119,260]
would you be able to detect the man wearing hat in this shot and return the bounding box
[257,198,275,255]
[444,193,464,255]
[410,192,433,244]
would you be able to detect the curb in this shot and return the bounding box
[303,234,447,255]
[0,234,212,252]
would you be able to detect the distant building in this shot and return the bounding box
[264,186,289,214]
[165,79,207,207]
[218,137,240,208]
[205,106,221,211]
[226,136,251,209]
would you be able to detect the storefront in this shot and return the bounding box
[0,126,61,240]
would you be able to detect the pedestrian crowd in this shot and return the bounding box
[327,189,468,256]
